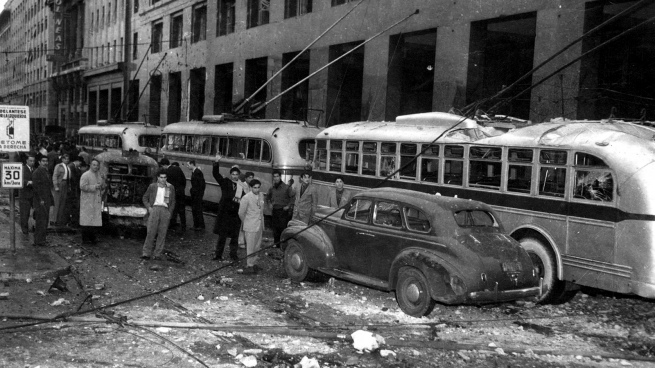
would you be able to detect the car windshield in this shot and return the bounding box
[453,210,498,227]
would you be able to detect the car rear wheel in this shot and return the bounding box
[520,237,577,304]
[395,267,436,317]
[284,240,310,282]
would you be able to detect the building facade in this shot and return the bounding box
[1,0,654,136]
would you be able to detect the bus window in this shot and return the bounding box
[329,140,343,172]
[380,142,397,178]
[247,138,262,160]
[105,135,121,149]
[185,135,195,153]
[315,140,327,170]
[420,144,439,183]
[199,136,212,155]
[210,137,219,155]
[345,198,372,223]
[362,142,377,176]
[138,135,160,149]
[469,146,502,189]
[574,152,608,167]
[345,141,359,174]
[298,139,315,161]
[262,140,271,162]
[539,167,566,197]
[508,148,533,193]
[540,150,567,165]
[444,145,463,185]
[228,137,247,159]
[573,170,613,202]
[217,137,229,156]
[400,144,417,180]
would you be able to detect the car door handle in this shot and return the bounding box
[356,232,375,237]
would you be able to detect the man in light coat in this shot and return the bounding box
[141,169,176,260]
[79,158,105,244]
[292,171,318,225]
[52,153,71,226]
[238,179,265,274]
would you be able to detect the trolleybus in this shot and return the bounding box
[78,121,163,157]
[310,111,655,304]
[160,115,321,212]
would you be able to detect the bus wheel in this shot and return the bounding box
[520,237,576,304]
[284,240,309,282]
[395,267,436,317]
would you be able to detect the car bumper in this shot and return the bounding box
[468,286,541,302]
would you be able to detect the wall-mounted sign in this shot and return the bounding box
[0,105,29,152]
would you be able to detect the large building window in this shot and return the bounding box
[189,68,206,120]
[386,29,437,121]
[327,42,364,126]
[151,20,163,53]
[214,63,234,114]
[132,32,138,60]
[245,57,268,118]
[192,3,207,43]
[467,12,536,120]
[170,12,183,49]
[285,0,312,18]
[281,51,310,121]
[247,0,269,28]
[149,75,162,126]
[217,0,235,37]
[168,72,182,124]
[331,0,354,6]
[578,1,655,119]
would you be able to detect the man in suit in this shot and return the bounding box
[141,169,176,260]
[238,179,264,274]
[159,159,187,231]
[186,160,205,230]
[19,154,36,235]
[65,157,83,227]
[293,171,318,224]
[51,153,71,226]
[32,156,53,246]
[328,176,352,208]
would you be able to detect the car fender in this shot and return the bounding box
[389,247,468,304]
[281,224,335,270]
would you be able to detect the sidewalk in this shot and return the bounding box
[0,195,70,281]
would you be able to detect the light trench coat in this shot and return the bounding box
[79,170,104,227]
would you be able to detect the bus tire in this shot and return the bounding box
[395,267,436,317]
[520,237,575,304]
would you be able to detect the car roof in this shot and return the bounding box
[352,187,493,214]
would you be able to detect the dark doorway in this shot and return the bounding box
[245,57,268,118]
[168,72,182,124]
[149,75,162,126]
[327,41,364,126]
[110,87,122,122]
[99,89,109,120]
[127,80,140,122]
[189,67,206,120]
[214,63,234,114]
[386,29,437,121]
[578,1,655,120]
[467,12,536,119]
[281,51,310,121]
[88,91,98,124]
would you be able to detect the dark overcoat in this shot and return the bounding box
[212,162,243,237]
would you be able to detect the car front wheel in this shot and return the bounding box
[284,240,310,282]
[395,267,436,317]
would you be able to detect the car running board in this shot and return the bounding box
[317,268,390,290]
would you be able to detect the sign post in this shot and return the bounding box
[0,105,30,253]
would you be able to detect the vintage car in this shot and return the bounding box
[281,188,541,317]
[95,150,158,231]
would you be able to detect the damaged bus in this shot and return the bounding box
[310,111,655,304]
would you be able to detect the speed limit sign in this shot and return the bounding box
[1,162,23,188]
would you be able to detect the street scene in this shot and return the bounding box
[2,0,655,367]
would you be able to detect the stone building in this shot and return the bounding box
[1,0,654,135]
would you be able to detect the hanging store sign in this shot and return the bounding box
[0,105,30,152]
[53,0,63,55]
